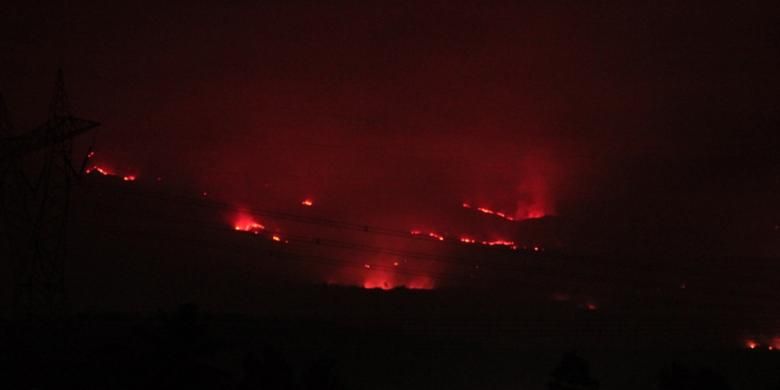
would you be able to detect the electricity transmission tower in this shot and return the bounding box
[0,70,99,321]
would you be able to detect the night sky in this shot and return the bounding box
[2,1,779,257]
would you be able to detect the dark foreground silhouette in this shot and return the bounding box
[1,303,773,389]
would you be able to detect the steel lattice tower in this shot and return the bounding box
[0,70,99,320]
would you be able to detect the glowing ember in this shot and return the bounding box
[271,234,282,242]
[87,151,95,158]
[363,264,371,269]
[301,199,314,206]
[393,261,399,267]
[746,340,758,350]
[122,175,136,182]
[585,303,598,311]
[460,236,476,244]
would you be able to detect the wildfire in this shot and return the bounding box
[85,164,138,183]
[85,165,112,176]
[234,222,265,234]
[463,203,517,222]
[481,239,517,250]
[301,199,314,206]
[459,233,542,251]
[463,201,548,221]
[233,215,265,234]
[410,230,445,241]
[362,274,434,291]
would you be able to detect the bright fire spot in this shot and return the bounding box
[271,234,282,242]
[363,264,371,269]
[301,199,313,206]
[393,261,399,267]
[746,340,758,350]
[87,151,95,158]
[122,175,136,182]
[532,245,541,252]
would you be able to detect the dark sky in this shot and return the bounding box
[2,0,779,256]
